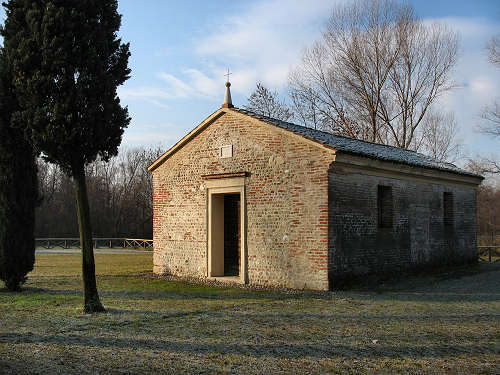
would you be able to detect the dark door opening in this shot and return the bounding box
[224,194,240,276]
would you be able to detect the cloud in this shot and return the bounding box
[118,87,173,108]
[165,0,338,96]
[426,17,500,155]
[120,0,338,105]
[118,68,222,108]
[424,16,499,39]
[122,123,187,147]
[158,73,192,98]
[158,69,219,100]
[469,76,496,97]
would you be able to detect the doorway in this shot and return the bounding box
[223,194,240,276]
[206,175,246,283]
[210,193,241,277]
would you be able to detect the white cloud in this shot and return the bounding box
[424,16,499,39]
[419,16,500,155]
[120,0,337,105]
[122,123,187,147]
[158,69,220,100]
[169,0,338,96]
[183,68,219,97]
[469,76,496,97]
[158,73,193,98]
[118,87,173,108]
[118,69,222,108]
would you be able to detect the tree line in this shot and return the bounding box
[477,183,500,245]
[36,147,162,239]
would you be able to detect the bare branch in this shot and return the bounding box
[478,101,500,138]
[486,34,500,67]
[417,110,463,163]
[288,0,458,149]
[476,34,500,149]
[244,82,293,121]
[467,156,500,175]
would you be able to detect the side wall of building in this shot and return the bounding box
[328,161,478,285]
[153,111,335,290]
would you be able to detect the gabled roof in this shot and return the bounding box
[234,108,481,179]
[148,106,482,180]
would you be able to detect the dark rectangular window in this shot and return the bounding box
[377,185,393,228]
[443,192,454,227]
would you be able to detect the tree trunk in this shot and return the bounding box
[73,166,105,313]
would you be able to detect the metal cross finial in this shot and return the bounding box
[225,68,232,83]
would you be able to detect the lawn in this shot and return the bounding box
[0,252,499,374]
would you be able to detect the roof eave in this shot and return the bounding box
[334,150,484,186]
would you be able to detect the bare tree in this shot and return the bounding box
[35,146,163,239]
[474,33,500,174]
[467,157,500,175]
[290,91,321,130]
[478,101,500,137]
[245,82,293,121]
[477,182,500,244]
[478,34,500,137]
[417,110,463,163]
[486,34,500,66]
[289,0,402,141]
[381,21,459,148]
[289,0,459,148]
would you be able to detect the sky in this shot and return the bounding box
[1,0,500,160]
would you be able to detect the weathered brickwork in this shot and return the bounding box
[152,110,335,290]
[328,163,478,285]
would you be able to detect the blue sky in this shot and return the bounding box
[1,0,500,159]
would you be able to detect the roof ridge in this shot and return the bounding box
[232,107,481,179]
[236,107,423,154]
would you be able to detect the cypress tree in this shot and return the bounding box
[0,48,37,291]
[1,0,131,311]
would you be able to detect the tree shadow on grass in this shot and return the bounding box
[346,289,500,303]
[4,284,500,304]
[0,285,328,302]
[342,263,500,302]
[0,331,497,360]
[101,308,500,325]
[5,262,500,303]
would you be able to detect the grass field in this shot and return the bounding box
[0,252,499,374]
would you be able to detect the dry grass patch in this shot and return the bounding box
[0,253,499,374]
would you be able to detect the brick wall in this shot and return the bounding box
[328,163,478,285]
[152,110,335,290]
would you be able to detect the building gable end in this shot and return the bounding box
[148,108,336,172]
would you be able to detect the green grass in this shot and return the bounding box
[0,253,499,374]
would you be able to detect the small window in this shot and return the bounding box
[443,192,454,227]
[220,145,233,158]
[377,185,393,228]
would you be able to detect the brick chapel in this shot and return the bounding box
[148,82,483,290]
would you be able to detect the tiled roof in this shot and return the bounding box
[234,108,480,178]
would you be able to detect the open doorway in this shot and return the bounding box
[209,192,242,278]
[206,174,246,283]
[223,194,240,276]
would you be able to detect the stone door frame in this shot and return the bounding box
[205,175,247,284]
